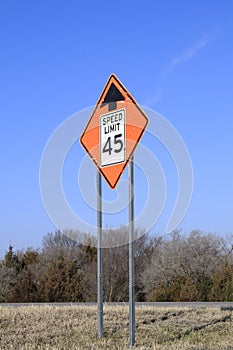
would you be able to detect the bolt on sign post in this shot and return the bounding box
[80,74,148,346]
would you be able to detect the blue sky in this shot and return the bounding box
[0,1,233,256]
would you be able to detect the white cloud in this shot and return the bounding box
[143,34,213,107]
[166,35,211,73]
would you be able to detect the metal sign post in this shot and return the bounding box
[97,171,103,338]
[129,156,135,347]
[80,74,148,344]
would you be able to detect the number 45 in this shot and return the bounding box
[103,134,123,155]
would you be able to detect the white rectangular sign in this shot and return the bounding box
[100,108,126,167]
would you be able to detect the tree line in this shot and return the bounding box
[0,229,232,303]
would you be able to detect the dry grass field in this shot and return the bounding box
[0,305,232,349]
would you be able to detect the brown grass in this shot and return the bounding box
[0,305,232,349]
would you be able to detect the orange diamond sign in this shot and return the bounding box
[80,74,149,189]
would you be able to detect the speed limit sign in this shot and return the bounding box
[80,74,149,347]
[100,109,125,167]
[80,74,148,189]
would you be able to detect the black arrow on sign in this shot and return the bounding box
[101,83,125,111]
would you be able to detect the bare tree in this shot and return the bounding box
[142,230,226,301]
[101,228,160,301]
